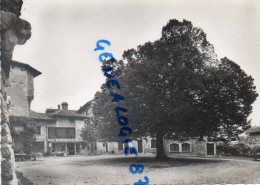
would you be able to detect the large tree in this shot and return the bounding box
[89,19,258,160]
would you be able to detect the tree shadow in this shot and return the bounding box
[68,156,223,169]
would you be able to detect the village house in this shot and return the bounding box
[6,60,87,156]
[78,100,217,156]
[246,127,260,144]
[7,60,41,117]
[44,102,87,155]
[6,60,43,153]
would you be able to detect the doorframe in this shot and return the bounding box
[206,142,216,156]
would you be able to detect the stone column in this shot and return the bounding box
[1,1,31,184]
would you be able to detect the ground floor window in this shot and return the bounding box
[182,143,191,152]
[170,143,179,152]
[151,139,156,148]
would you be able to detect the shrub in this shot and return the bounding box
[217,142,250,156]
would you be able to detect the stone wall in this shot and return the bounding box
[1,0,31,184]
[6,64,31,117]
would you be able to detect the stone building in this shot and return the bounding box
[7,60,41,117]
[5,61,42,154]
[44,102,87,155]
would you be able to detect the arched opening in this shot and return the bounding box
[169,143,179,152]
[182,143,191,152]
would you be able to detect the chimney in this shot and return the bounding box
[61,102,68,110]
[58,105,61,110]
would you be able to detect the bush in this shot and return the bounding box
[217,142,251,157]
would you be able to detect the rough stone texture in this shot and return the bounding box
[1,123,13,144]
[0,0,23,16]
[1,10,31,78]
[1,144,12,159]
[1,1,31,184]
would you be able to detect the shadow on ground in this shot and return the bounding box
[68,156,223,169]
[16,171,34,185]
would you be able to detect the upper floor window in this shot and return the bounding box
[169,143,179,152]
[182,143,191,152]
[48,127,75,138]
[35,126,41,135]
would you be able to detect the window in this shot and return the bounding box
[67,128,75,138]
[182,143,191,152]
[35,126,41,135]
[170,143,179,152]
[151,139,156,148]
[48,127,56,138]
[48,127,75,138]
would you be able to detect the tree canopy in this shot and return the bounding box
[82,19,258,159]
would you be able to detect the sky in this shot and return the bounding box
[14,0,260,125]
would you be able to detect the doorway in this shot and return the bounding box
[137,140,143,153]
[207,143,214,155]
[67,143,75,155]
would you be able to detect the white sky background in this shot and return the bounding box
[14,0,260,125]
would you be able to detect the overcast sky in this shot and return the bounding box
[14,0,260,125]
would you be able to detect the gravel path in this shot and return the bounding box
[16,155,260,185]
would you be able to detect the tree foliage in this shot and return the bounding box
[9,116,37,154]
[88,19,258,159]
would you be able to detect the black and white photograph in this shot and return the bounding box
[1,0,260,184]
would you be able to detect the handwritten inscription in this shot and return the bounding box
[94,39,150,185]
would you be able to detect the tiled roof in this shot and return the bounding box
[11,60,41,77]
[246,127,260,134]
[48,110,86,119]
[29,111,55,121]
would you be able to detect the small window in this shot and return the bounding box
[182,143,191,152]
[151,139,156,148]
[35,126,41,135]
[170,143,179,152]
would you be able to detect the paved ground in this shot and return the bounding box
[16,155,260,185]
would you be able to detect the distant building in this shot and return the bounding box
[246,127,260,144]
[44,102,87,155]
[78,100,217,156]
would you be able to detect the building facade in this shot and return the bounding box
[42,102,87,155]
[247,127,260,144]
[7,60,41,117]
[6,60,42,154]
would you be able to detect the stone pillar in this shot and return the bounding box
[1,1,32,184]
[65,143,68,153]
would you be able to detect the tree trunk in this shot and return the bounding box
[155,132,168,160]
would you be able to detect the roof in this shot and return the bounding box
[29,111,55,121]
[11,60,42,77]
[48,110,86,119]
[247,127,260,135]
[77,100,93,113]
